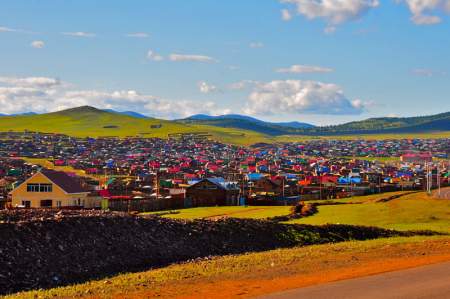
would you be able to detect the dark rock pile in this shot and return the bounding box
[0,209,437,295]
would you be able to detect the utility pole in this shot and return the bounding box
[319,173,322,201]
[437,162,441,197]
[426,162,432,195]
[155,171,159,199]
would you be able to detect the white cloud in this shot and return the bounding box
[62,32,96,38]
[31,40,45,49]
[0,77,61,88]
[276,64,334,73]
[324,25,337,34]
[198,81,219,94]
[147,50,164,61]
[411,14,442,24]
[249,42,264,48]
[243,80,365,115]
[0,26,17,32]
[400,0,450,25]
[0,26,34,34]
[228,80,259,91]
[412,68,447,76]
[126,32,149,38]
[281,9,293,21]
[227,65,240,71]
[280,0,379,27]
[168,54,217,63]
[0,76,227,118]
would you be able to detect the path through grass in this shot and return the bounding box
[288,192,450,233]
[142,206,292,220]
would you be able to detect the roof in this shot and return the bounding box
[189,178,239,191]
[41,169,88,194]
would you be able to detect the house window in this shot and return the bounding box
[39,184,53,192]
[27,184,40,192]
[56,201,62,208]
[22,200,31,208]
[26,183,52,192]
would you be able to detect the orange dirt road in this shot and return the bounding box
[114,239,450,299]
[260,261,450,299]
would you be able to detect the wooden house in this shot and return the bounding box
[9,169,91,208]
[186,178,240,207]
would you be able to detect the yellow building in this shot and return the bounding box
[9,169,90,208]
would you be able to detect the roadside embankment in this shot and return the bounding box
[0,209,439,295]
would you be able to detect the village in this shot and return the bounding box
[0,131,448,212]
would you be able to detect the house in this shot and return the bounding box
[186,178,240,207]
[251,177,282,195]
[9,169,91,208]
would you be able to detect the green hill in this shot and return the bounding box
[303,112,450,135]
[0,106,449,144]
[178,117,299,136]
[179,111,450,136]
[0,106,270,145]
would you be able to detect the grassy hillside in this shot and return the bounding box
[288,192,450,233]
[0,106,271,145]
[142,206,292,220]
[181,112,450,136]
[180,114,314,135]
[0,106,449,144]
[179,117,297,135]
[302,112,450,135]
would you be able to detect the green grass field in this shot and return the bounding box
[143,206,292,220]
[143,192,413,220]
[288,192,450,233]
[305,191,415,204]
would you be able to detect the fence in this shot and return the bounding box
[107,197,185,212]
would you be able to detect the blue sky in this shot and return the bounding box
[0,0,449,125]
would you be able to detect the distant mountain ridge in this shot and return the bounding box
[102,109,150,119]
[302,112,450,135]
[185,114,314,128]
[180,114,315,135]
[0,112,37,116]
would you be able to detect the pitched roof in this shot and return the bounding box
[41,169,88,194]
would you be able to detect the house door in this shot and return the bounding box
[40,200,53,208]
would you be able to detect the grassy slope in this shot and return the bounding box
[142,192,413,220]
[1,107,449,145]
[288,192,450,233]
[0,107,271,145]
[275,131,450,142]
[181,112,450,136]
[143,206,292,220]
